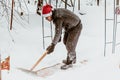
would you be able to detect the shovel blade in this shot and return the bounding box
[17,68,37,76]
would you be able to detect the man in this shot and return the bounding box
[42,4,82,70]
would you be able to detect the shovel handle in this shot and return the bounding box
[30,50,48,71]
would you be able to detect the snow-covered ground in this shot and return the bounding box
[0,0,120,80]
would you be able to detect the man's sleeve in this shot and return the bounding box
[52,18,63,45]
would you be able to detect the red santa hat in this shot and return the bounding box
[42,4,53,17]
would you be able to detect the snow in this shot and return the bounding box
[0,0,120,80]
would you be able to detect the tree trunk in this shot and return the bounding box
[10,0,14,30]
[97,0,99,6]
[70,0,73,6]
[78,0,80,10]
[65,0,67,9]
[56,0,58,8]
[61,0,71,7]
[49,0,51,4]
[116,0,119,5]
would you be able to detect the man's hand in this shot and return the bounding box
[46,43,55,54]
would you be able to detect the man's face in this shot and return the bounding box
[45,16,52,22]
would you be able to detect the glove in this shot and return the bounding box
[46,43,55,54]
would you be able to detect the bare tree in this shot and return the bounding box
[65,0,68,9]
[78,0,80,10]
[116,0,119,5]
[48,0,51,4]
[10,0,14,30]
[36,0,43,15]
[97,0,99,6]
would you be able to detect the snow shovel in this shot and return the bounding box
[17,50,62,77]
[17,50,48,73]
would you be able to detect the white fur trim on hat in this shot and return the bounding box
[42,11,52,17]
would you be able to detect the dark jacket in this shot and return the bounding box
[52,8,81,45]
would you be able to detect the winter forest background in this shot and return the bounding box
[0,0,120,80]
